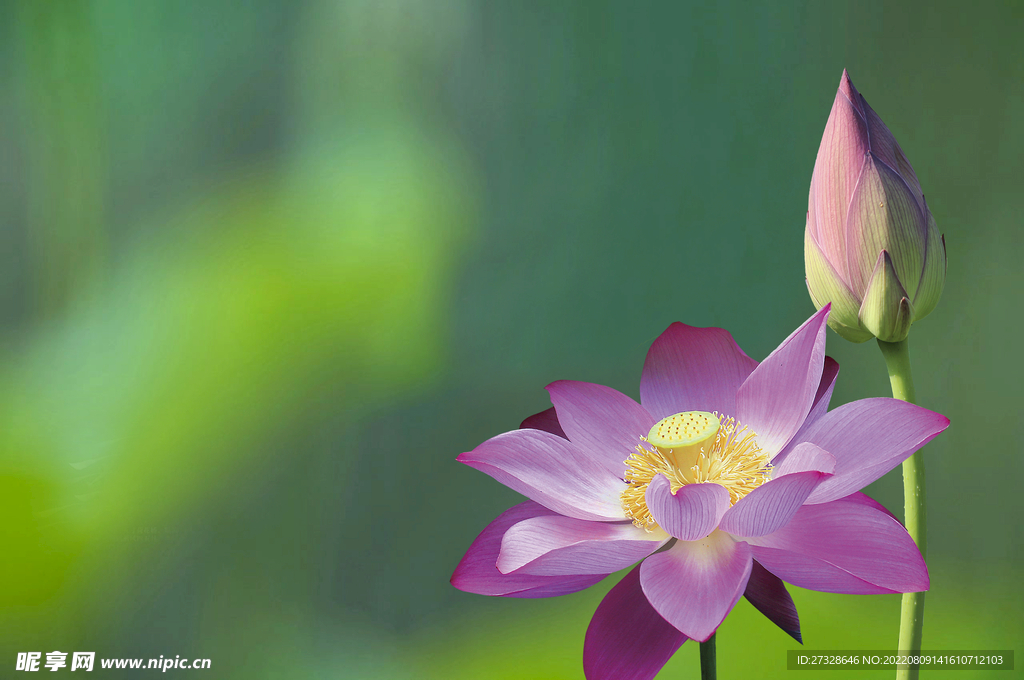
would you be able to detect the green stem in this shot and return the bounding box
[699,633,716,680]
[877,339,925,680]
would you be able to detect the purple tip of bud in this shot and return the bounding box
[838,70,867,118]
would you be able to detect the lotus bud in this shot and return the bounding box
[804,70,945,343]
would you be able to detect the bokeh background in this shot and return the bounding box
[1,1,1021,678]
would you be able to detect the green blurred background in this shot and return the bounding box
[1,1,1021,678]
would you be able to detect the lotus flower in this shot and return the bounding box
[451,307,949,680]
[805,70,945,343]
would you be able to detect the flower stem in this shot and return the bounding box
[877,338,925,680]
[699,633,716,680]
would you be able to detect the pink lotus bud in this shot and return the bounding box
[805,70,945,343]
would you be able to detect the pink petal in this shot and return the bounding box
[799,397,949,504]
[772,442,836,477]
[808,356,840,425]
[497,515,667,576]
[520,407,567,439]
[748,544,893,594]
[746,500,928,594]
[639,323,758,421]
[744,560,801,643]
[774,356,839,464]
[458,428,626,521]
[844,154,928,298]
[644,476,730,541]
[862,98,924,209]
[837,491,898,521]
[735,307,829,456]
[811,71,870,275]
[546,380,655,479]
[584,566,687,680]
[719,471,829,538]
[451,502,606,598]
[640,531,753,642]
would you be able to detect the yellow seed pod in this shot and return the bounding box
[647,411,720,471]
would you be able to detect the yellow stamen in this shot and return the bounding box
[622,411,771,531]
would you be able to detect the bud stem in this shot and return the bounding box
[877,338,925,680]
[699,633,716,680]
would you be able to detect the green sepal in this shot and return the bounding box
[859,249,914,342]
[804,229,873,343]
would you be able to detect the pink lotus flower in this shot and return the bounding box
[451,307,948,680]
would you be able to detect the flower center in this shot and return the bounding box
[621,411,772,531]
